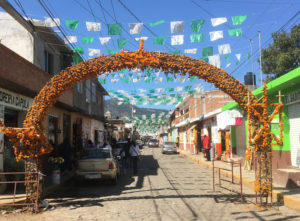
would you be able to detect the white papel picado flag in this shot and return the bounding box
[156,88,165,93]
[209,31,223,41]
[211,17,227,27]
[155,77,163,84]
[111,79,119,83]
[184,49,197,54]
[64,36,77,44]
[208,54,221,68]
[86,22,101,31]
[44,17,60,27]
[171,35,184,45]
[133,78,140,83]
[135,37,148,41]
[175,86,183,92]
[88,49,100,57]
[218,44,231,55]
[129,23,143,34]
[170,21,184,33]
[99,37,111,45]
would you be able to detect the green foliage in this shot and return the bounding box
[261,24,300,78]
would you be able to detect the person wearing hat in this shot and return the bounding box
[203,132,211,161]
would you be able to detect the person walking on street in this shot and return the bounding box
[129,140,141,175]
[120,140,131,174]
[203,133,211,161]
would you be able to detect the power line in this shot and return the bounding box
[93,0,117,51]
[13,0,30,20]
[93,0,139,49]
[117,0,179,51]
[40,0,110,98]
[85,0,112,52]
[110,0,117,22]
[38,0,79,56]
[230,10,300,76]
[190,0,251,40]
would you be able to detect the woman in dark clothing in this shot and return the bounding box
[120,140,131,174]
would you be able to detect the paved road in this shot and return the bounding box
[2,147,300,221]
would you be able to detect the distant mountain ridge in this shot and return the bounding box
[104,98,169,119]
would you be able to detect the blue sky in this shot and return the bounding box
[1,0,299,110]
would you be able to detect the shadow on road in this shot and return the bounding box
[44,153,159,208]
[42,150,300,221]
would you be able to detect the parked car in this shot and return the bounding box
[148,139,159,147]
[76,148,120,184]
[161,141,178,154]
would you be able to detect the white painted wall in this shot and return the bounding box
[236,121,247,157]
[0,12,64,74]
[0,12,34,63]
[90,119,104,144]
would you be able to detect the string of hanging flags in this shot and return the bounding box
[54,15,251,70]
[44,15,247,32]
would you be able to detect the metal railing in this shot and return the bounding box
[0,171,41,212]
[212,159,243,203]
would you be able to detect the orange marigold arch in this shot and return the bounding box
[0,40,257,161]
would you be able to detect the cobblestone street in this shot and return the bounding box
[2,148,300,221]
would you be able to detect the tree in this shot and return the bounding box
[261,24,300,81]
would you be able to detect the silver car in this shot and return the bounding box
[161,142,178,154]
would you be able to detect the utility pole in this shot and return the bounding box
[249,39,255,88]
[258,31,263,86]
[131,103,136,140]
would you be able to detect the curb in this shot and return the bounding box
[179,151,300,210]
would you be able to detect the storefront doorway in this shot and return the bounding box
[48,115,59,146]
[63,114,71,142]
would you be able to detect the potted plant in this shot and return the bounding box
[48,157,64,184]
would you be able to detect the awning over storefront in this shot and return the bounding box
[217,109,243,130]
[175,119,189,128]
[175,114,204,128]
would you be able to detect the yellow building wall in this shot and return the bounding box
[40,106,71,144]
[71,112,92,141]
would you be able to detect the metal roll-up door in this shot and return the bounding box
[288,103,300,168]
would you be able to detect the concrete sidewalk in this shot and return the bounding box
[179,150,300,210]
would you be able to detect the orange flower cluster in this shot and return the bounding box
[247,84,283,152]
[0,40,257,162]
[245,148,252,161]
